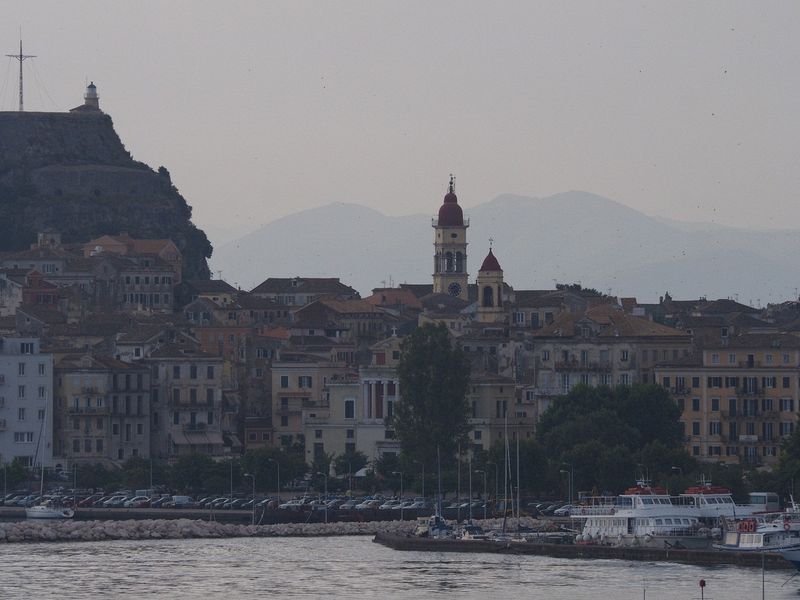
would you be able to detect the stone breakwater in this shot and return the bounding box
[0,516,544,544]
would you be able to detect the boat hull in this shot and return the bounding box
[26,506,75,520]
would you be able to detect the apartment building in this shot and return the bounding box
[654,334,800,467]
[0,337,54,468]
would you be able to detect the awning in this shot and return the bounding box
[175,430,225,445]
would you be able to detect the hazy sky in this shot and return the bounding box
[3,1,800,247]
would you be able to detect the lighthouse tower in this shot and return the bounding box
[432,175,469,300]
[84,82,100,109]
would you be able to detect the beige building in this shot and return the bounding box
[654,334,800,467]
[271,356,352,450]
[146,345,231,460]
[54,354,151,466]
[299,336,403,466]
[466,373,534,452]
[527,304,692,415]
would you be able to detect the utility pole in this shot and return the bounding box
[6,38,36,112]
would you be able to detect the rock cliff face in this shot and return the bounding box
[0,111,212,280]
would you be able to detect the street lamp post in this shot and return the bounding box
[392,471,404,521]
[413,460,425,500]
[243,473,255,525]
[316,471,329,524]
[475,469,487,520]
[487,461,498,517]
[559,463,574,506]
[268,458,281,502]
[2,462,6,502]
[468,460,473,521]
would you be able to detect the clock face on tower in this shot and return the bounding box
[448,282,462,297]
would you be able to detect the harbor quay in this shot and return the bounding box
[372,532,796,571]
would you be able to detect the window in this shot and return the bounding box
[621,350,629,362]
[280,375,289,388]
[137,423,144,435]
[190,365,198,379]
[692,376,700,388]
[541,350,550,361]
[711,353,720,364]
[298,376,313,388]
[125,424,132,441]
[375,352,386,365]
[173,412,179,425]
[206,388,214,405]
[662,377,670,388]
[676,398,685,411]
[280,416,288,427]
[784,377,791,389]
[709,421,721,435]
[315,429,322,439]
[113,423,120,435]
[781,398,795,412]
[766,354,774,364]
[189,388,197,404]
[619,373,630,385]
[96,439,103,452]
[173,366,180,379]
[18,407,25,421]
[344,399,354,419]
[14,431,33,443]
[474,430,482,440]
[711,398,719,412]
[784,353,791,364]
[38,409,44,421]
[73,439,80,453]
[38,363,45,375]
[20,342,34,354]
[692,421,700,435]
[18,362,24,376]
[18,385,24,398]
[692,397,700,411]
[346,429,354,439]
[96,418,103,430]
[728,353,736,365]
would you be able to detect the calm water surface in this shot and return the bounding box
[1,535,799,599]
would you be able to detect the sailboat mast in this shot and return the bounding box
[516,422,520,528]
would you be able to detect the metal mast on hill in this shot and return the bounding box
[6,38,36,111]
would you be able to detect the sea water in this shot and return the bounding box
[0,535,795,599]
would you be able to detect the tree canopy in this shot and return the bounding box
[392,323,471,468]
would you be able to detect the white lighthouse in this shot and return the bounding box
[84,82,99,109]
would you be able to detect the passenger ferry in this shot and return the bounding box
[679,480,759,521]
[575,481,711,549]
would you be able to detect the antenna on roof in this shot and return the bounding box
[5,31,36,112]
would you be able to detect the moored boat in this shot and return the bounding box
[26,503,75,520]
[574,480,711,549]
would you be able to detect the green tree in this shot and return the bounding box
[392,323,471,469]
[3,458,31,489]
[170,454,215,493]
[537,384,689,494]
[333,450,368,477]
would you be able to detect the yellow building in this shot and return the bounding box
[654,334,800,467]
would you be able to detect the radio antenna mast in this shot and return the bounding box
[6,35,36,112]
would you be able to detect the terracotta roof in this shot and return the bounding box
[187,279,237,294]
[534,304,688,339]
[478,249,502,272]
[364,288,423,310]
[250,277,358,297]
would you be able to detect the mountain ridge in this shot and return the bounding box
[213,191,800,304]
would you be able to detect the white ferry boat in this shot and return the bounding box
[679,481,759,521]
[574,481,710,549]
[715,514,800,558]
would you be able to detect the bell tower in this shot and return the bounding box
[476,245,506,323]
[432,175,469,299]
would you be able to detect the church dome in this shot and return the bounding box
[479,248,502,272]
[437,177,464,226]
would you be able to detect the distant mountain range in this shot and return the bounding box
[211,191,800,305]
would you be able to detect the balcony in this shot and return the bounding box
[554,360,612,372]
[67,405,111,415]
[183,422,207,432]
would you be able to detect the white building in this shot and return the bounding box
[0,337,54,468]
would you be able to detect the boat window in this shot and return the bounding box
[664,519,673,525]
[655,519,663,525]
[643,498,653,505]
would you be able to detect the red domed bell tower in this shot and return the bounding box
[432,175,469,299]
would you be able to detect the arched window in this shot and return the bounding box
[482,286,494,307]
[445,252,454,272]
[455,252,464,273]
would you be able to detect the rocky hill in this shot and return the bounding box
[0,111,211,280]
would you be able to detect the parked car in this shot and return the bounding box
[553,504,576,517]
[124,496,151,508]
[77,494,104,508]
[279,499,306,511]
[149,496,172,508]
